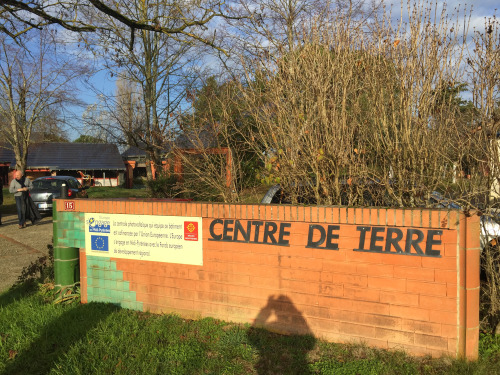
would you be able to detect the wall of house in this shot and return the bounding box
[53,199,480,359]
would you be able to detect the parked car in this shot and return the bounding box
[30,176,88,214]
[262,185,500,250]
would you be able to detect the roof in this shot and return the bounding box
[171,127,219,151]
[1,143,125,171]
[121,145,147,158]
[0,145,15,163]
[122,127,219,160]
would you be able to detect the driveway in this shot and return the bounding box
[0,213,53,293]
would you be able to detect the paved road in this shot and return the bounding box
[0,213,53,293]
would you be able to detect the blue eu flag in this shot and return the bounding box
[91,235,109,251]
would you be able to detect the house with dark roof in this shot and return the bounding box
[1,143,126,186]
[121,127,232,189]
[0,146,15,186]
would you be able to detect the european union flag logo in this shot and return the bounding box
[91,235,109,252]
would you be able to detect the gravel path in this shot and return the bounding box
[0,213,53,293]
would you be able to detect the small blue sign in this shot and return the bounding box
[91,235,109,252]
[88,217,111,233]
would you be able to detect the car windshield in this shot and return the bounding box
[33,179,67,190]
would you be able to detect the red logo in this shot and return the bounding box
[184,221,198,241]
[64,201,75,211]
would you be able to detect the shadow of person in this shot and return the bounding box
[248,295,316,375]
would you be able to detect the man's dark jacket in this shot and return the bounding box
[23,193,41,224]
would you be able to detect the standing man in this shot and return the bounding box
[9,170,33,229]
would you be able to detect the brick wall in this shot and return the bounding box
[54,199,480,359]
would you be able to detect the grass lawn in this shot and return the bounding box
[1,285,500,374]
[1,186,149,215]
[1,188,16,214]
[86,185,149,199]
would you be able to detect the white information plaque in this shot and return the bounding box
[84,213,203,265]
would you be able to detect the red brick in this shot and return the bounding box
[387,209,396,227]
[300,305,331,320]
[390,305,430,321]
[421,210,431,228]
[280,268,320,282]
[279,279,319,294]
[337,225,361,239]
[377,209,387,226]
[395,210,404,226]
[466,288,480,329]
[406,280,447,297]
[318,284,345,298]
[368,276,406,292]
[311,248,345,261]
[339,208,347,224]
[248,265,280,279]
[288,257,323,271]
[353,208,362,225]
[404,209,413,227]
[448,211,460,230]
[338,321,377,338]
[280,245,313,259]
[343,287,380,302]
[435,269,458,284]
[360,208,371,225]
[319,296,355,311]
[415,333,448,349]
[465,249,480,289]
[464,327,479,359]
[447,284,459,298]
[379,291,419,307]
[350,300,390,315]
[329,273,368,288]
[419,295,457,312]
[401,319,441,335]
[284,205,291,221]
[362,313,401,329]
[348,251,423,268]
[249,276,280,288]
[290,292,322,307]
[412,210,422,228]
[375,327,415,345]
[448,337,458,352]
[323,260,356,274]
[355,263,394,277]
[431,211,440,229]
[422,257,457,272]
[332,207,340,224]
[429,309,457,325]
[393,266,435,281]
[442,324,459,338]
[347,208,355,225]
[440,211,450,229]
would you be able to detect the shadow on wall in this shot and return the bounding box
[248,295,316,375]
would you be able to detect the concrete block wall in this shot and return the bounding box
[55,199,480,359]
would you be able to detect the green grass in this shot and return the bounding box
[85,186,149,199]
[1,285,500,374]
[1,188,16,214]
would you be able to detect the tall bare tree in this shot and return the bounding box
[85,0,202,178]
[0,28,86,170]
